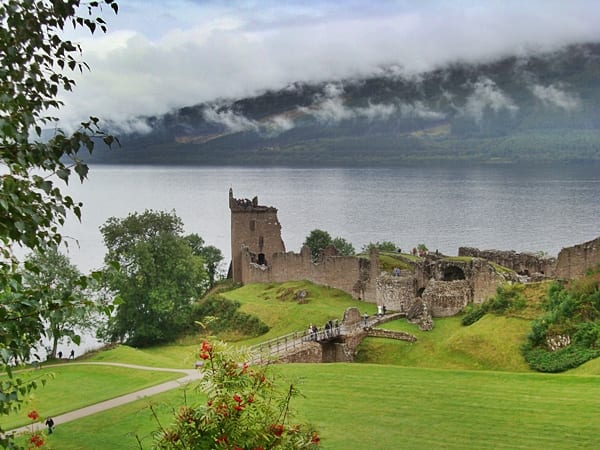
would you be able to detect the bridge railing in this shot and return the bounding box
[248,312,406,363]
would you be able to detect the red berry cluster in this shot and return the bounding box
[198,340,213,360]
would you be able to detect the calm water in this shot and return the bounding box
[60,163,600,274]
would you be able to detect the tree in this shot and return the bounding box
[184,234,224,287]
[22,248,95,359]
[100,210,209,347]
[303,230,356,261]
[303,229,333,261]
[332,237,355,256]
[151,340,320,449]
[0,0,118,444]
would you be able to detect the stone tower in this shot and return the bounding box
[229,189,286,283]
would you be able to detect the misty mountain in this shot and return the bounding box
[88,42,600,165]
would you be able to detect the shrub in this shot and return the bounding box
[361,241,397,253]
[522,267,600,372]
[521,343,600,373]
[461,283,527,326]
[151,341,320,449]
[461,305,486,326]
[191,296,269,337]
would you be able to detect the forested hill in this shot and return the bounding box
[89,42,600,166]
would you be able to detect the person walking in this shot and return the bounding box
[45,417,55,434]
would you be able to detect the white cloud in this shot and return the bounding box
[531,84,581,111]
[55,0,600,128]
[462,77,518,122]
[202,107,258,133]
[399,102,446,120]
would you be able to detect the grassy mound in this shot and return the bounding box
[355,315,531,372]
[221,281,377,344]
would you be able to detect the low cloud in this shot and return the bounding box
[531,83,581,110]
[54,0,600,128]
[462,77,518,122]
[202,107,259,133]
[399,101,446,120]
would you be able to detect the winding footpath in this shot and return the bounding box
[7,362,202,436]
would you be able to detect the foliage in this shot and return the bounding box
[100,210,208,347]
[184,234,224,287]
[460,304,486,326]
[191,296,269,338]
[303,230,354,261]
[521,343,600,373]
[331,237,355,256]
[0,0,118,446]
[461,283,527,326]
[522,267,600,372]
[303,229,332,261]
[361,241,397,253]
[21,248,96,359]
[151,341,320,449]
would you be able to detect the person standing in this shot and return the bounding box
[45,417,55,434]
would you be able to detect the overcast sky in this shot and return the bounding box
[58,0,600,129]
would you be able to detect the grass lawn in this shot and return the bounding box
[38,363,600,450]
[83,344,199,369]
[0,364,183,430]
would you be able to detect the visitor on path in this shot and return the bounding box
[325,321,331,338]
[334,319,340,335]
[363,313,369,326]
[383,305,387,315]
[69,349,75,360]
[377,305,383,317]
[45,417,54,434]
[58,351,62,359]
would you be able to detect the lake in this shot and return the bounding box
[60,163,600,274]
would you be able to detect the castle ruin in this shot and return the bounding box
[228,189,599,321]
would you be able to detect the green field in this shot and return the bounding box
[35,363,600,450]
[6,280,600,449]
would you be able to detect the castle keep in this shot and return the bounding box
[229,188,285,283]
[229,190,600,321]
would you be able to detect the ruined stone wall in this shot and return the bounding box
[422,280,472,317]
[242,246,378,302]
[366,328,417,342]
[458,247,555,277]
[376,274,417,312]
[229,189,285,283]
[468,259,508,304]
[555,236,600,279]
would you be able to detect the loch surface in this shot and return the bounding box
[60,163,600,273]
